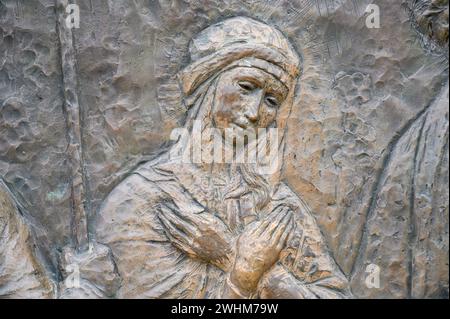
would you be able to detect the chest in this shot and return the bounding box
[176,169,261,234]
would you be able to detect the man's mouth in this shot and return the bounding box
[232,122,247,130]
[232,118,252,130]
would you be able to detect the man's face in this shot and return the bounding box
[212,67,289,133]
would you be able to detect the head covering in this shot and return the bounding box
[170,16,302,189]
[178,17,301,134]
[179,16,301,96]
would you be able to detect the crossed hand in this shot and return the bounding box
[158,202,295,294]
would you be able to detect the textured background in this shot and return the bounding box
[0,0,448,297]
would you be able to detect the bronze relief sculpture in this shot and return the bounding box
[0,0,448,300]
[91,17,351,299]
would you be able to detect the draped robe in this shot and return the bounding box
[0,180,53,298]
[95,155,351,298]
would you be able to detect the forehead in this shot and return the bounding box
[221,66,289,94]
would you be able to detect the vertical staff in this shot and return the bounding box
[55,0,89,252]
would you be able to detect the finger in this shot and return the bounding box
[167,232,195,256]
[171,236,196,257]
[160,205,199,237]
[161,201,179,213]
[269,204,289,217]
[270,209,293,241]
[162,201,203,223]
[158,214,199,255]
[285,218,297,244]
[158,213,190,244]
[255,205,288,235]
[158,214,199,257]
[276,216,295,250]
[160,202,187,220]
[259,206,290,236]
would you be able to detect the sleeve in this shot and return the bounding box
[95,173,223,298]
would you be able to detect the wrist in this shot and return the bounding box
[229,264,258,294]
[224,274,252,299]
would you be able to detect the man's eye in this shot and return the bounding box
[238,81,256,91]
[265,95,279,108]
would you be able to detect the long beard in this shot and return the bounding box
[218,162,271,214]
[239,163,271,211]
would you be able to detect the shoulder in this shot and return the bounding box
[95,169,168,245]
[97,156,175,216]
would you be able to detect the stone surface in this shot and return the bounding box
[0,0,448,298]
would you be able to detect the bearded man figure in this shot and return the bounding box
[94,17,351,299]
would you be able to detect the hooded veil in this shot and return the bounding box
[165,16,301,185]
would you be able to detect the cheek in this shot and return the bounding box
[219,85,245,113]
[258,106,277,126]
[222,85,241,107]
[213,85,244,126]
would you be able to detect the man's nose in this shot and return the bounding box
[244,91,263,122]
